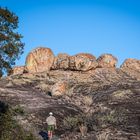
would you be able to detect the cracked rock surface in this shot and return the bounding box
[0,66,140,140]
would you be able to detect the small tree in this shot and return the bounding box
[0,7,24,77]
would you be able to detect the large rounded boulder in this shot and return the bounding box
[120,58,140,72]
[26,47,54,73]
[69,53,98,71]
[97,54,118,68]
[51,53,70,70]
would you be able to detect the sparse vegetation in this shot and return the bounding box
[83,96,93,106]
[0,61,140,140]
[13,105,25,115]
[63,114,96,131]
[63,114,89,137]
[0,102,36,140]
[63,115,81,130]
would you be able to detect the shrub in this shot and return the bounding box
[0,105,36,140]
[63,114,96,130]
[63,114,89,137]
[63,115,83,130]
[13,105,25,115]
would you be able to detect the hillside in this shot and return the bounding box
[0,47,140,140]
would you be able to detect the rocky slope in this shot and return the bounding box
[0,47,140,140]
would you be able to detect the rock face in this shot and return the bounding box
[25,47,54,73]
[70,53,98,71]
[11,66,26,75]
[97,54,118,68]
[51,81,68,96]
[1,47,140,140]
[0,62,140,140]
[120,58,140,80]
[121,58,140,72]
[51,53,70,70]
[51,53,98,71]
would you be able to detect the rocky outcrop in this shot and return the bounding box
[0,64,140,140]
[25,47,54,73]
[69,53,98,71]
[120,58,140,80]
[97,54,118,68]
[51,53,98,71]
[11,66,26,75]
[8,47,140,78]
[51,53,70,70]
[121,58,140,72]
[1,47,140,139]
[8,47,140,77]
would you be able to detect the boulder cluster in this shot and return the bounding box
[10,47,140,75]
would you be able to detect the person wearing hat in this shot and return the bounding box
[45,112,57,140]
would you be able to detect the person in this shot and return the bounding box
[45,112,57,140]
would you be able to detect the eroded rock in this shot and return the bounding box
[51,53,70,70]
[25,47,54,73]
[51,81,68,96]
[121,58,140,72]
[11,66,26,75]
[97,54,118,68]
[70,53,98,71]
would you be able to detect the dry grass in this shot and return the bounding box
[83,96,93,106]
